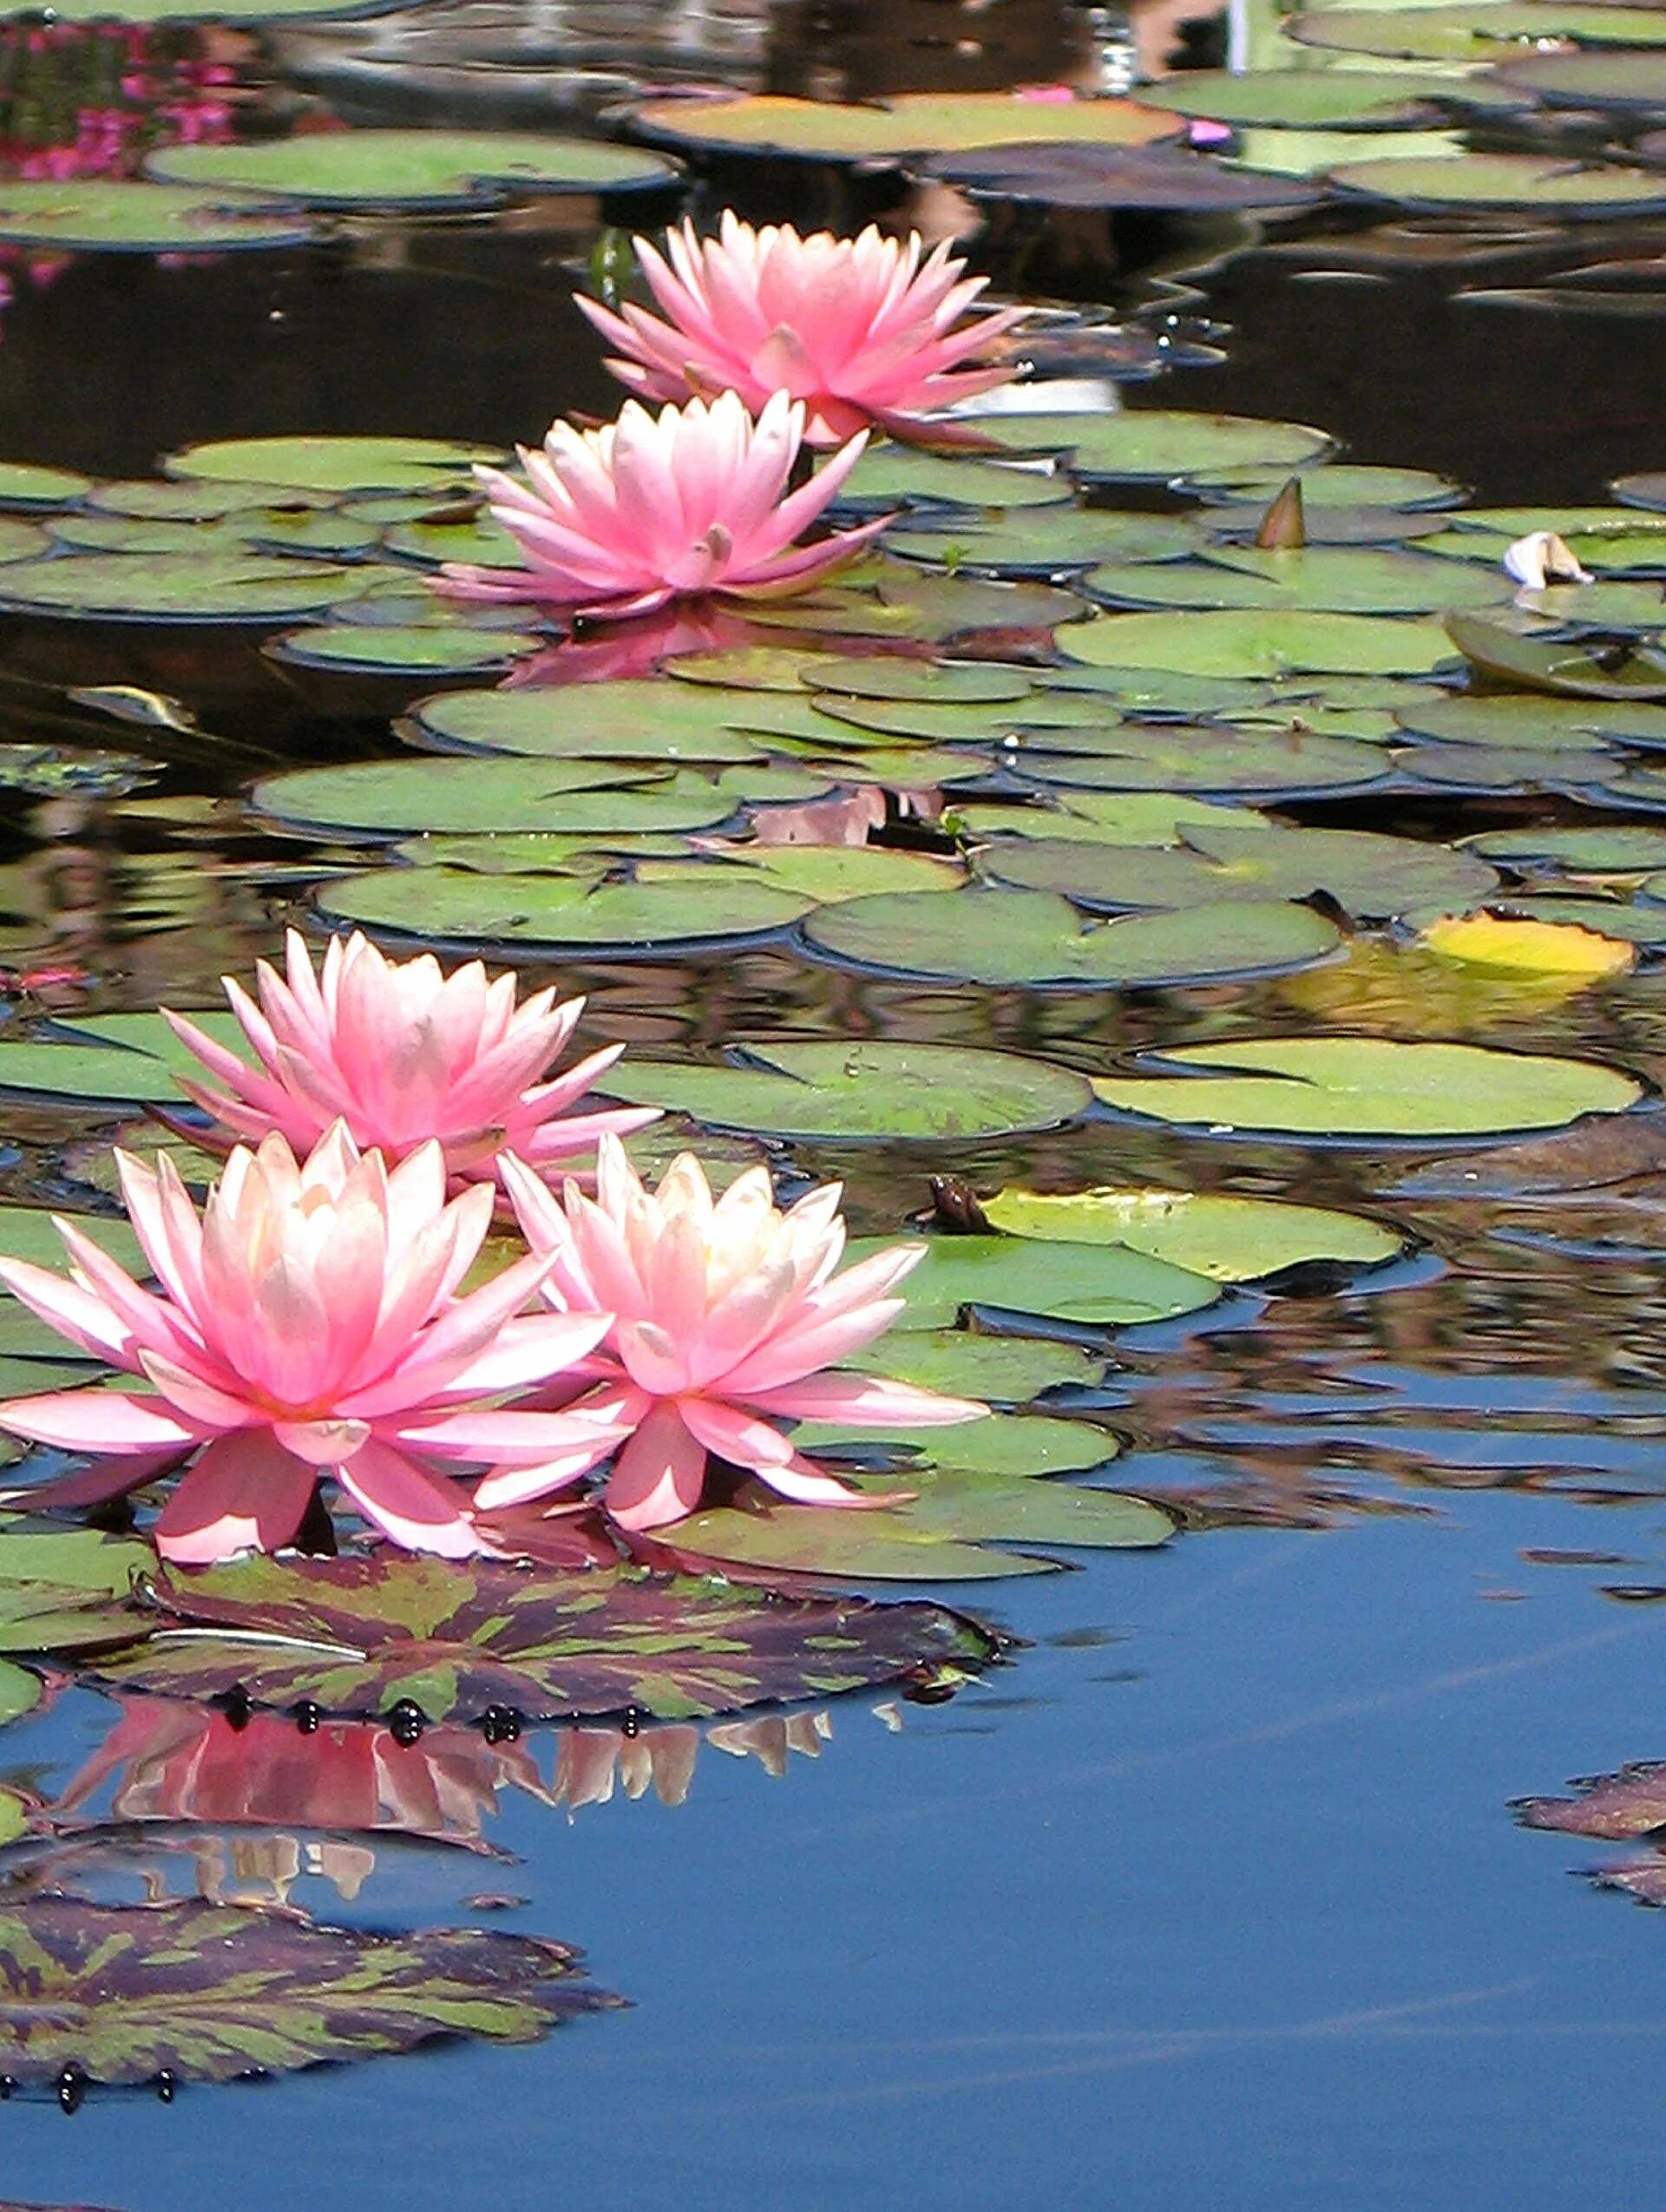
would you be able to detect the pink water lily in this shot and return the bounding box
[436,388,886,620]
[162,929,657,1189]
[0,1126,620,1562]
[478,1137,985,1532]
[578,214,1026,445]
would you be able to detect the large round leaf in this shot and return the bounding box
[1060,607,1455,676]
[82,1552,994,1722]
[596,1040,1092,1140]
[981,1185,1407,1277]
[0,1900,613,2089]
[167,435,504,494]
[0,181,312,251]
[1329,152,1666,214]
[0,552,374,623]
[849,1231,1217,1331]
[1017,725,1389,798]
[920,143,1324,212]
[252,758,729,837]
[626,89,1180,162]
[803,888,1339,986]
[1289,3,1666,58]
[316,867,812,950]
[0,1008,243,1108]
[1131,67,1522,127]
[973,407,1334,482]
[408,679,829,760]
[1086,544,1510,615]
[147,131,676,207]
[1092,1036,1642,1141]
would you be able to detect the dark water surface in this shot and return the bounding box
[2,2,1666,2205]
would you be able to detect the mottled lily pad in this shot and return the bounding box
[803,889,1339,987]
[1017,725,1389,798]
[148,131,677,207]
[0,1526,154,1654]
[889,508,1203,574]
[830,447,1070,514]
[1092,1035,1641,1141]
[921,142,1323,212]
[81,1552,994,1722]
[1136,67,1522,127]
[851,1329,1106,1402]
[0,1899,614,2090]
[252,758,727,837]
[626,89,1181,162]
[407,679,828,759]
[596,1040,1092,1140]
[972,407,1334,483]
[1328,152,1666,214]
[1086,544,1510,616]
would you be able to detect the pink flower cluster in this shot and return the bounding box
[0,932,982,1562]
[438,213,1022,624]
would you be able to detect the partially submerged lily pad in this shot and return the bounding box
[0,183,312,253]
[1092,1036,1642,1141]
[0,1899,615,2090]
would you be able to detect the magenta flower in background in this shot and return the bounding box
[436,388,885,620]
[478,1137,986,1532]
[577,213,1026,445]
[0,1126,620,1562]
[163,929,658,1189]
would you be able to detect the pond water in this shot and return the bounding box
[0,1,1665,2206]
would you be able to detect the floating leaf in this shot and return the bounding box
[803,888,1340,986]
[981,1185,1407,1278]
[0,1008,245,1108]
[889,508,1203,574]
[82,1552,993,1722]
[850,1231,1217,1330]
[1290,3,1666,60]
[920,143,1323,212]
[1017,725,1389,798]
[0,1899,614,2089]
[318,867,812,951]
[269,625,540,677]
[0,553,375,624]
[1397,692,1666,750]
[1328,152,1666,214]
[1132,67,1521,128]
[1468,824,1666,870]
[627,89,1181,162]
[0,463,93,512]
[408,679,827,759]
[0,1526,155,1654]
[972,407,1334,482]
[851,1329,1107,1401]
[0,1661,41,1728]
[1090,543,1511,616]
[596,1040,1092,1140]
[1092,1036,1642,1141]
[1514,1763,1666,1840]
[0,182,312,252]
[253,758,724,837]
[660,1473,1171,1582]
[167,435,504,495]
[1061,607,1454,677]
[830,447,1070,514]
[148,131,676,207]
[1417,911,1636,978]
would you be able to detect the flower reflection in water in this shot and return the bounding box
[33,1694,891,1903]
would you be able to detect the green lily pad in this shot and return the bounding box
[977,819,1495,919]
[956,791,1273,844]
[661,1473,1169,1580]
[640,847,965,901]
[808,658,1033,705]
[82,1552,993,1721]
[1468,824,1666,870]
[889,509,1204,574]
[90,476,339,519]
[1188,463,1465,510]
[0,462,94,511]
[830,447,1071,514]
[803,889,1340,987]
[850,1329,1107,1401]
[148,131,676,207]
[1092,1035,1642,1141]
[0,1898,613,2090]
[1018,725,1388,797]
[49,509,383,561]
[1290,3,1666,59]
[1397,693,1666,749]
[1060,607,1455,677]
[1328,152,1666,214]
[317,867,811,951]
[0,1662,39,1728]
[795,1409,1120,1479]
[270,625,540,676]
[856,1231,1217,1329]
[1446,614,1666,699]
[627,89,1181,162]
[596,1040,1092,1140]
[971,407,1334,482]
[1086,544,1510,615]
[252,758,725,837]
[407,679,827,760]
[167,435,504,495]
[0,181,314,252]
[0,1008,242,1109]
[1131,67,1521,127]
[0,1526,156,1654]
[0,552,377,624]
[981,1185,1407,1277]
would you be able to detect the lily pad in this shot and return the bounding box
[0,463,94,512]
[626,89,1180,163]
[0,182,313,253]
[921,143,1323,212]
[889,508,1203,574]
[850,1329,1107,1401]
[0,553,375,624]
[82,1552,994,1722]
[252,758,727,837]
[1092,1035,1642,1141]
[408,679,828,759]
[148,131,676,207]
[972,407,1334,483]
[269,625,540,677]
[0,1899,614,2089]
[803,888,1339,987]
[1018,725,1389,798]
[1086,544,1510,615]
[317,867,813,951]
[167,436,504,496]
[596,1040,1092,1141]
[981,1185,1406,1278]
[0,1526,155,1654]
[1134,68,1522,127]
[661,1470,1171,1579]
[830,447,1070,514]
[1060,607,1455,677]
[1328,152,1666,214]
[1396,693,1666,749]
[1289,3,1666,59]
[0,1008,242,1109]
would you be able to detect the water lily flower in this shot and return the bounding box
[479,1137,985,1531]
[0,1126,620,1562]
[1504,528,1593,593]
[577,214,1026,444]
[162,929,657,1189]
[436,388,886,620]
